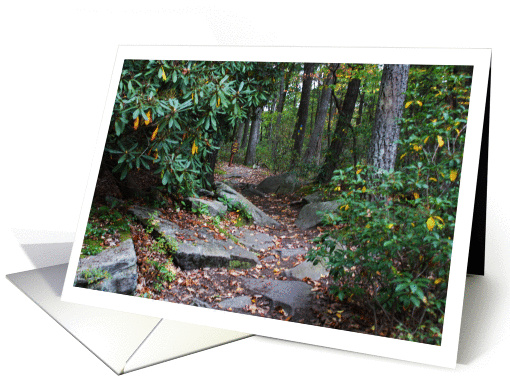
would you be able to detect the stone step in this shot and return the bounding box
[240,277,313,320]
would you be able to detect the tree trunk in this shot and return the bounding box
[236,120,245,143]
[244,107,263,166]
[368,64,410,172]
[240,110,252,149]
[316,77,361,183]
[326,93,334,147]
[291,63,315,162]
[356,91,365,127]
[302,65,338,164]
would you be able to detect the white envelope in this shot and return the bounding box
[6,246,250,375]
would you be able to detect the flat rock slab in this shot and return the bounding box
[215,182,281,228]
[74,239,137,295]
[187,197,227,217]
[276,248,308,258]
[128,205,161,223]
[283,260,329,281]
[218,296,252,310]
[232,228,274,252]
[241,277,312,319]
[129,205,260,270]
[295,200,342,230]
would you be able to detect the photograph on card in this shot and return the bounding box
[72,58,474,347]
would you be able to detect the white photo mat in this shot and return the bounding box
[61,46,491,368]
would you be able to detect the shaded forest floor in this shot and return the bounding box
[131,161,380,334]
[91,161,382,335]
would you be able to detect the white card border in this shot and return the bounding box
[62,46,491,368]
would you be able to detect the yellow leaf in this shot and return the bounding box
[413,144,422,151]
[429,177,437,182]
[217,97,220,107]
[151,127,158,141]
[192,140,198,155]
[387,223,394,229]
[424,136,429,144]
[434,215,445,224]
[413,192,419,199]
[400,153,407,160]
[356,168,362,175]
[434,278,443,285]
[450,169,458,182]
[416,100,423,106]
[362,186,366,193]
[405,100,413,108]
[334,186,341,192]
[161,67,166,81]
[133,116,139,130]
[426,217,435,231]
[437,135,444,147]
[145,110,152,125]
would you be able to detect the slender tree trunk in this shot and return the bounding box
[240,109,252,149]
[326,93,334,147]
[291,63,315,162]
[316,77,361,183]
[236,120,245,143]
[302,65,338,164]
[356,91,365,127]
[244,107,263,166]
[273,66,292,134]
[368,64,410,172]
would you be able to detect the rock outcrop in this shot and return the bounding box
[215,182,281,228]
[74,239,138,295]
[295,200,342,230]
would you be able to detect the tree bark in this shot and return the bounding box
[240,109,252,149]
[368,64,410,172]
[236,120,245,143]
[291,63,316,162]
[302,65,339,164]
[244,107,263,166]
[316,77,361,183]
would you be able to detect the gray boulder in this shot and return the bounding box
[218,296,252,310]
[241,277,313,320]
[256,172,301,195]
[215,182,281,228]
[74,239,137,295]
[283,260,329,281]
[295,200,342,230]
[303,191,326,204]
[187,197,228,217]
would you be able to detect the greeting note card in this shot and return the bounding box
[61,46,491,368]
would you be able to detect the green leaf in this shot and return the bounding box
[410,295,421,308]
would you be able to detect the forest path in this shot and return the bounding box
[124,161,373,331]
[147,162,349,325]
